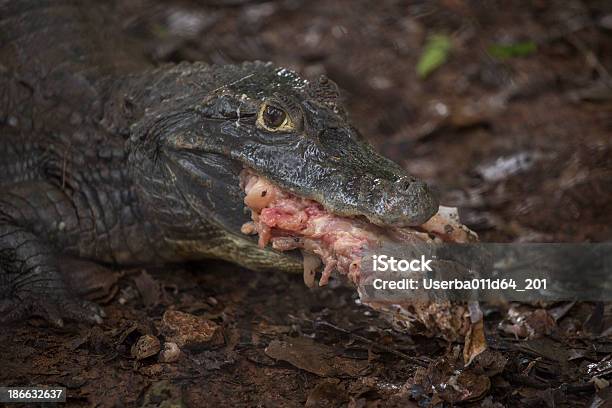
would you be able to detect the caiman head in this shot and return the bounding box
[127,61,438,269]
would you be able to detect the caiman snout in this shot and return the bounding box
[362,175,438,228]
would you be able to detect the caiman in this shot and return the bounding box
[0,0,476,330]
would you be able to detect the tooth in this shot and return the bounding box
[301,250,321,288]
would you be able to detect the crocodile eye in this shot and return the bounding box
[257,103,295,132]
[263,105,286,128]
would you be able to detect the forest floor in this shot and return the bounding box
[2,0,612,406]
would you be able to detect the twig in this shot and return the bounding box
[566,33,612,86]
[291,316,431,368]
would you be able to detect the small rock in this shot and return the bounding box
[131,334,161,360]
[160,310,223,349]
[159,342,181,363]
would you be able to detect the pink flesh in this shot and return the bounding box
[239,169,476,286]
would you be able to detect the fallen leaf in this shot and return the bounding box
[488,41,537,59]
[417,34,451,78]
[464,317,487,365]
[412,352,491,403]
[265,337,369,377]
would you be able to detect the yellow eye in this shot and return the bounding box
[257,103,295,132]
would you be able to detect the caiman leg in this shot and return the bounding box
[0,181,105,326]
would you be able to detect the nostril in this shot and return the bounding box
[395,176,416,193]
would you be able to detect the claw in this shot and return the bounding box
[0,294,104,327]
[84,299,106,323]
[59,299,105,325]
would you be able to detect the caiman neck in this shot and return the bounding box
[1,1,150,129]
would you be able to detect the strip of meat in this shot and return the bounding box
[239,169,477,287]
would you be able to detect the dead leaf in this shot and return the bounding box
[471,350,507,377]
[464,318,487,365]
[412,352,491,403]
[265,337,369,377]
[517,338,569,363]
[501,305,556,339]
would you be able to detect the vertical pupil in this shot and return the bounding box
[264,106,285,127]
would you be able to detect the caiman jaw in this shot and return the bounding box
[239,168,477,288]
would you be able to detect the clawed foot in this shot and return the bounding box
[0,292,105,327]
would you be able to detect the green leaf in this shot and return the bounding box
[417,34,452,79]
[488,41,537,59]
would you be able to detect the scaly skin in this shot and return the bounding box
[0,0,438,326]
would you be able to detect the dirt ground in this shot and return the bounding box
[2,0,612,406]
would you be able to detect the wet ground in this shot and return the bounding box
[2,0,612,406]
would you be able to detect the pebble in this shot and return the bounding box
[131,334,161,360]
[160,310,223,348]
[159,342,181,363]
